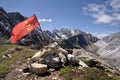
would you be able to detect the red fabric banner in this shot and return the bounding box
[10,15,40,43]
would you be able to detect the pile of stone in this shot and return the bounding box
[28,42,120,75]
[29,42,88,74]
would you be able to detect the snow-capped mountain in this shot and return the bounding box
[44,28,98,49]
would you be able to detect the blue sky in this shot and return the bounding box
[0,0,120,38]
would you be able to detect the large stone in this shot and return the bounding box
[58,53,67,65]
[67,54,79,65]
[58,47,68,55]
[40,48,57,58]
[31,51,42,61]
[39,55,61,68]
[30,63,47,74]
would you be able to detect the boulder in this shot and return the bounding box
[39,55,61,68]
[31,51,42,62]
[30,63,47,74]
[57,47,68,55]
[40,48,57,58]
[58,53,67,65]
[67,54,79,65]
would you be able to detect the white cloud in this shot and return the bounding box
[91,32,109,39]
[38,18,52,22]
[110,0,120,11]
[94,14,112,24]
[83,0,120,26]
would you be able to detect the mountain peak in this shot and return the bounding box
[0,7,6,13]
[103,32,120,43]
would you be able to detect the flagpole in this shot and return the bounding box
[36,26,54,45]
[35,14,55,46]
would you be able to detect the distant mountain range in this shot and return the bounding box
[44,28,98,49]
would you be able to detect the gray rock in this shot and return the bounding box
[40,55,61,68]
[31,51,42,62]
[58,52,67,65]
[30,63,47,74]
[67,54,79,65]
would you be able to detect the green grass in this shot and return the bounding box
[0,44,37,74]
[60,65,118,80]
[60,65,74,80]
[83,67,116,80]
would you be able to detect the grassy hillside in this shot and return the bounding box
[0,44,120,80]
[0,44,37,74]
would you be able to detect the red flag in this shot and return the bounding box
[10,15,40,43]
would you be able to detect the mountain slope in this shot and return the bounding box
[94,32,120,67]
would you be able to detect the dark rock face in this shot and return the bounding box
[0,8,12,37]
[8,12,26,26]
